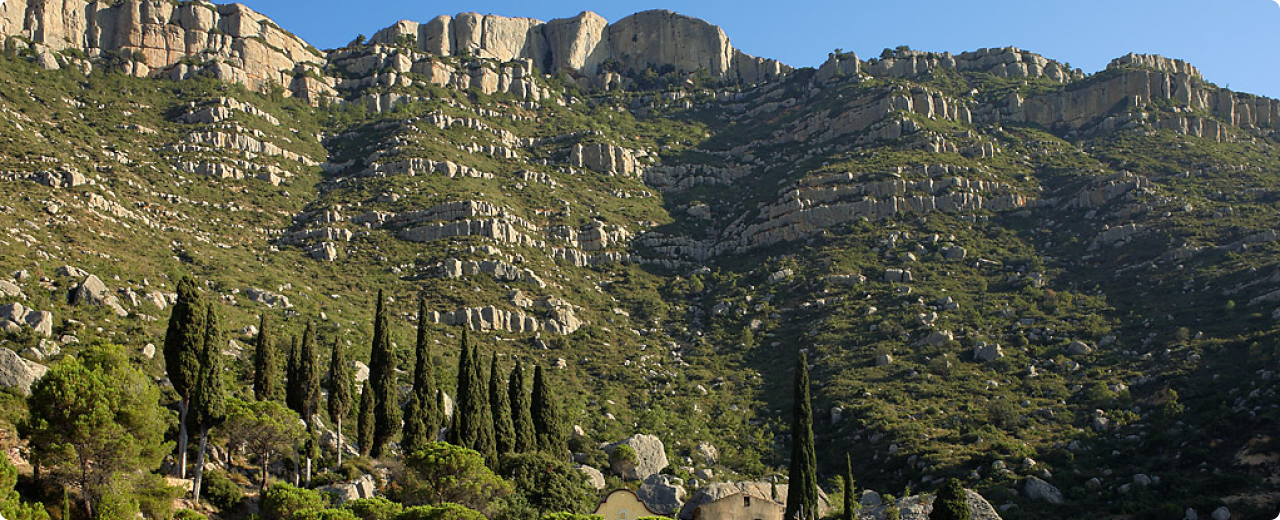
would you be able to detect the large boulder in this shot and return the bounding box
[70,275,127,317]
[972,342,1004,362]
[1022,476,1064,504]
[0,348,47,396]
[638,474,685,516]
[609,434,669,481]
[575,465,606,490]
[317,474,376,504]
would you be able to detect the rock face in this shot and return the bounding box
[575,465,606,490]
[609,434,669,481]
[368,9,790,84]
[0,303,53,337]
[317,474,376,504]
[0,348,47,396]
[0,0,323,93]
[638,474,686,516]
[69,275,128,317]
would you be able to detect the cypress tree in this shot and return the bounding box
[162,275,206,478]
[285,335,301,414]
[929,478,969,520]
[356,379,375,457]
[368,290,400,458]
[296,322,321,485]
[842,454,856,520]
[473,350,497,468]
[190,305,227,504]
[402,299,441,454]
[785,353,819,520]
[448,328,478,448]
[531,365,566,458]
[489,355,515,460]
[509,362,535,453]
[252,312,281,401]
[328,337,354,469]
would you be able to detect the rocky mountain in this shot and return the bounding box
[0,2,1277,519]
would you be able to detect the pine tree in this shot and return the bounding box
[327,337,354,469]
[509,362,535,453]
[356,379,375,457]
[295,322,321,485]
[162,275,206,478]
[785,353,819,520]
[368,290,400,458]
[842,454,856,520]
[190,305,227,504]
[929,479,969,520]
[402,299,441,454]
[489,355,515,460]
[253,312,281,401]
[473,350,497,468]
[531,365,566,458]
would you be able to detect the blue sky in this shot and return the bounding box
[243,0,1280,98]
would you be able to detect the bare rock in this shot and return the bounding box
[1022,476,1064,504]
[638,473,685,516]
[0,348,46,396]
[575,465,606,490]
[609,434,669,481]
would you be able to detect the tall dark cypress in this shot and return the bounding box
[190,305,226,503]
[253,313,281,401]
[356,379,375,457]
[785,353,819,520]
[402,299,441,454]
[296,322,321,485]
[489,355,515,459]
[285,335,301,414]
[163,275,206,478]
[842,454,855,520]
[368,290,400,458]
[531,365,566,458]
[448,328,478,448]
[327,337,354,469]
[473,350,497,468]
[509,362,535,453]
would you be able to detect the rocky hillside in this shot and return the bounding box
[0,2,1278,519]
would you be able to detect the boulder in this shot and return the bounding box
[0,280,24,300]
[1211,507,1230,520]
[923,330,954,347]
[1022,476,1064,504]
[575,465,606,490]
[0,348,47,396]
[876,353,893,366]
[638,474,685,516]
[609,434,669,481]
[694,442,718,465]
[70,275,128,317]
[972,342,1004,362]
[26,311,53,337]
[1066,341,1093,355]
[318,474,376,504]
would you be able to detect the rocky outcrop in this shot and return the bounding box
[69,275,128,317]
[427,304,582,335]
[327,46,547,101]
[864,47,1081,83]
[0,347,47,396]
[0,0,323,93]
[609,434,669,481]
[855,490,1002,520]
[0,303,53,337]
[439,259,546,288]
[569,143,641,177]
[367,9,790,84]
[638,474,686,516]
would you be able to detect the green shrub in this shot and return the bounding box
[346,497,404,520]
[200,470,243,511]
[396,504,486,520]
[132,473,184,520]
[262,483,330,520]
[291,508,360,520]
[540,514,603,520]
[174,510,207,520]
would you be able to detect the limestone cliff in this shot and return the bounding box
[368,9,791,84]
[0,0,325,93]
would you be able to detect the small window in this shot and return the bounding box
[618,509,629,520]
[744,497,751,507]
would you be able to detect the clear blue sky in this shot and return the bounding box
[243,0,1280,98]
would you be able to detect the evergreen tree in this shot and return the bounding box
[473,350,497,468]
[448,329,479,449]
[489,355,515,460]
[531,365,566,458]
[356,379,375,457]
[327,337,354,469]
[509,362,535,453]
[295,322,321,485]
[929,479,969,520]
[785,353,819,520]
[191,305,228,504]
[253,312,281,401]
[162,275,206,478]
[402,299,441,454]
[285,335,301,414]
[369,290,400,458]
[842,454,856,520]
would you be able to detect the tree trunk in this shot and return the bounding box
[335,416,343,470]
[191,426,209,504]
[177,398,190,478]
[259,451,269,495]
[305,457,312,488]
[292,443,300,486]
